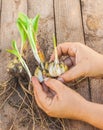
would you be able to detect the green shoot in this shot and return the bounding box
[32,14,40,35]
[53,34,59,64]
[18,13,29,27]
[17,19,27,54]
[17,13,44,69]
[32,14,45,68]
[7,41,32,79]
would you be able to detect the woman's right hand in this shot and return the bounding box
[50,42,103,82]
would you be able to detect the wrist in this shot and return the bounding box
[79,100,103,129]
[74,99,89,121]
[73,100,93,125]
[94,54,103,76]
[100,54,103,76]
[79,100,93,123]
[89,53,103,77]
[67,98,88,121]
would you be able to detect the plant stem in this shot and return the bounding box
[19,58,32,79]
[28,26,41,64]
[53,34,59,64]
[34,35,45,69]
[20,42,23,55]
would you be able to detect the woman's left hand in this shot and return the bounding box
[32,77,86,119]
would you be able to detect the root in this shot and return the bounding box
[0,90,15,110]
[0,60,87,130]
[9,94,27,130]
[0,78,12,96]
[66,76,87,87]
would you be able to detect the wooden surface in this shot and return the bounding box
[0,1,27,130]
[0,0,27,83]
[54,0,94,130]
[81,0,103,104]
[0,0,103,129]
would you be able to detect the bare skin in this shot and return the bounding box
[32,42,103,129]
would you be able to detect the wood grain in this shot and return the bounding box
[0,0,27,83]
[0,0,1,14]
[27,0,54,129]
[0,0,27,130]
[54,0,95,129]
[81,0,103,105]
[28,0,55,61]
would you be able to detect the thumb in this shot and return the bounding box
[44,78,64,93]
[60,63,87,82]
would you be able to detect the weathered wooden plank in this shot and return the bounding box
[0,0,27,130]
[81,0,103,105]
[27,0,55,129]
[54,0,95,129]
[28,0,55,60]
[0,0,1,59]
[0,0,1,48]
[0,0,1,13]
[0,0,27,83]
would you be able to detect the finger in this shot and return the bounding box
[34,88,51,112]
[32,77,45,110]
[44,78,65,93]
[57,77,65,83]
[32,77,53,109]
[41,82,49,93]
[63,57,75,67]
[42,82,56,97]
[50,42,76,62]
[60,62,87,82]
[32,77,47,105]
[34,90,44,110]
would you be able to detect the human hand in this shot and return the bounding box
[50,42,103,82]
[32,77,86,119]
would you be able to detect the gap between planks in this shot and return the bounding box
[79,0,92,101]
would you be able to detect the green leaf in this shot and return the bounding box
[7,40,32,79]
[32,14,40,34]
[17,18,27,30]
[18,13,29,25]
[11,41,19,52]
[7,41,21,58]
[17,20,27,44]
[17,19,28,35]
[7,49,19,57]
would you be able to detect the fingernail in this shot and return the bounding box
[32,77,39,86]
[57,77,65,83]
[32,76,35,82]
[44,77,49,82]
[32,76,37,82]
[63,57,73,67]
